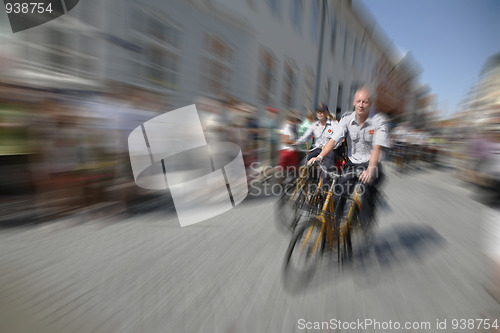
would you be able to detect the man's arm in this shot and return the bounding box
[295,123,314,146]
[359,144,382,184]
[281,133,295,145]
[307,138,338,165]
[360,114,389,183]
[308,116,346,164]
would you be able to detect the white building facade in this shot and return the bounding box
[1,0,392,118]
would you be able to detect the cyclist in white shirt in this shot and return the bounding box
[295,103,338,186]
[309,88,390,227]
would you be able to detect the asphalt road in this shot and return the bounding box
[0,163,499,332]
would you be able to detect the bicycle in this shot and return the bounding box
[275,147,327,233]
[276,145,347,233]
[283,167,371,281]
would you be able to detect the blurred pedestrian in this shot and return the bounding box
[297,109,315,162]
[256,111,300,182]
[263,106,280,167]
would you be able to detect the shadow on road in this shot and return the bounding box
[281,223,445,295]
[355,223,445,268]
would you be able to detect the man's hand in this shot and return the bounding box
[307,156,321,166]
[359,166,376,184]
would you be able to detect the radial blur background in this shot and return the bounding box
[0,1,499,332]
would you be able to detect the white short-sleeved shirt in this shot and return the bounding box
[330,111,390,164]
[295,120,337,149]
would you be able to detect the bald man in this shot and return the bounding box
[309,88,390,228]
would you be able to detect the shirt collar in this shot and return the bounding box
[350,111,374,126]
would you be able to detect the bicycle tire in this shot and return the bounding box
[275,176,302,232]
[276,176,320,232]
[292,178,322,218]
[338,225,352,264]
[284,218,324,280]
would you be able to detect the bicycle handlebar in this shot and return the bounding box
[311,159,322,166]
[294,146,323,153]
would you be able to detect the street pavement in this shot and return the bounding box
[0,163,499,333]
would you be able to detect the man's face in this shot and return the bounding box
[353,90,371,118]
[317,110,326,121]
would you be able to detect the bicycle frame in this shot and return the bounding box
[306,171,364,255]
[284,169,373,286]
[338,183,363,246]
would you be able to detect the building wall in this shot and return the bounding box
[0,0,410,120]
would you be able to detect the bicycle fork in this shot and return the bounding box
[340,187,363,237]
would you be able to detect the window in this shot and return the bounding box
[257,48,278,104]
[342,27,348,63]
[290,0,303,34]
[80,0,100,28]
[372,56,378,82]
[133,10,182,89]
[267,0,281,19]
[330,14,336,55]
[0,7,10,32]
[246,0,255,9]
[145,45,180,89]
[149,19,164,41]
[201,34,233,97]
[324,77,331,105]
[203,34,233,62]
[146,17,181,48]
[336,84,343,117]
[365,49,371,77]
[282,60,297,108]
[310,0,319,43]
[349,83,358,106]
[44,29,73,74]
[78,35,98,78]
[302,67,314,109]
[164,25,181,48]
[132,10,143,32]
[46,28,64,49]
[359,42,366,74]
[351,35,357,67]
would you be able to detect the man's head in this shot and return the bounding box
[287,111,301,124]
[316,103,329,123]
[353,88,372,119]
[306,109,316,122]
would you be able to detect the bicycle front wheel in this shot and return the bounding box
[284,218,324,280]
[338,225,352,264]
[275,176,300,225]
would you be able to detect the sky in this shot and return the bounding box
[354,0,500,119]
